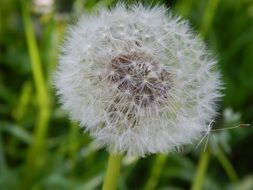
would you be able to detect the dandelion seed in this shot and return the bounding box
[195,122,250,152]
[54,4,222,156]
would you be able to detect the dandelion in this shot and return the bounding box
[54,4,222,157]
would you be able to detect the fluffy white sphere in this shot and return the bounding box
[54,4,222,156]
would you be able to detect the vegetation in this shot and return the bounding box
[0,0,253,189]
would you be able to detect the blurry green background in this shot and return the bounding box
[1,0,253,189]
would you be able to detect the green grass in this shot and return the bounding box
[1,0,253,189]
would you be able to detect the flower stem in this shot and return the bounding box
[191,150,211,190]
[215,148,239,183]
[144,154,167,190]
[20,0,50,188]
[102,154,123,190]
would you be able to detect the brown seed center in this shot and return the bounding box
[106,52,170,107]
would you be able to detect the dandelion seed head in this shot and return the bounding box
[54,3,222,156]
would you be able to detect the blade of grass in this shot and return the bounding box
[215,148,239,183]
[20,1,48,103]
[20,0,51,188]
[13,81,33,122]
[2,122,33,144]
[9,82,33,155]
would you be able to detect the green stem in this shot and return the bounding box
[20,0,50,188]
[102,154,123,190]
[215,148,239,183]
[20,0,50,155]
[191,150,211,190]
[144,154,167,190]
[20,0,48,104]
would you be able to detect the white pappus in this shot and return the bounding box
[54,3,223,157]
